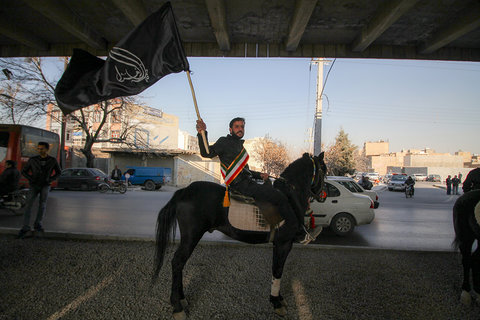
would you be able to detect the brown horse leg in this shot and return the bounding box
[270,239,293,316]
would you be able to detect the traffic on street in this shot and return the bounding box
[0,182,459,251]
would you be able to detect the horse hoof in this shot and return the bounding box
[173,310,187,320]
[460,290,471,306]
[274,306,287,317]
[180,299,188,309]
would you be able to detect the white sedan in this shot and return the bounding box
[309,179,375,236]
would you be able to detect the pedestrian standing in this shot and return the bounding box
[452,175,460,195]
[111,165,122,181]
[18,142,61,238]
[446,175,452,195]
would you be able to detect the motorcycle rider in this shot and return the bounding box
[405,175,415,196]
[0,160,20,200]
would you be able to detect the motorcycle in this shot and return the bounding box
[0,189,28,215]
[405,184,414,198]
[98,178,127,194]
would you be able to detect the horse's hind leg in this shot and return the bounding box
[459,238,475,306]
[270,239,293,316]
[471,241,480,305]
[171,233,203,319]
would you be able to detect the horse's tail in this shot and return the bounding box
[152,188,183,282]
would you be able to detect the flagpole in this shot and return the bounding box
[186,70,209,153]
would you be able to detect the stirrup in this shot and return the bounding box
[299,225,323,245]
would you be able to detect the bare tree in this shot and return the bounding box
[252,135,290,177]
[0,57,56,124]
[64,98,149,168]
[1,57,146,167]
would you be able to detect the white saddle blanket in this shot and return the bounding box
[228,199,276,232]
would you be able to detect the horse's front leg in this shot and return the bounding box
[270,239,293,316]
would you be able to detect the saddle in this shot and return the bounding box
[227,189,284,234]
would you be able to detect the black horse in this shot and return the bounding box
[452,189,480,306]
[153,152,326,319]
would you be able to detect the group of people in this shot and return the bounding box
[445,174,462,195]
[445,169,480,195]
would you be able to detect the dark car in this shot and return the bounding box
[56,168,108,191]
[426,174,441,182]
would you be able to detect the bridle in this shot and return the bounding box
[308,155,327,202]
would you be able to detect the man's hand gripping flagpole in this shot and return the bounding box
[186,71,209,153]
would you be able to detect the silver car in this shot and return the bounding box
[388,174,408,191]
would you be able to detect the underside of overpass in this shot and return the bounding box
[0,0,479,61]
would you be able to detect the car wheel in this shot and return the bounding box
[145,180,155,191]
[388,188,393,191]
[330,213,355,236]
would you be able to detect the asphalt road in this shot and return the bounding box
[0,182,459,251]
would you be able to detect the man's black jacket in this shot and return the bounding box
[22,155,61,187]
[197,132,261,186]
[0,167,20,193]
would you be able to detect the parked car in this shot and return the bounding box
[56,168,108,191]
[426,174,441,182]
[388,174,408,191]
[382,174,393,183]
[327,176,379,208]
[365,172,380,183]
[122,166,172,191]
[309,179,375,236]
[413,173,427,181]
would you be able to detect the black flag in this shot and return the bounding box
[55,1,189,115]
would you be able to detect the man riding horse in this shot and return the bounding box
[196,117,321,244]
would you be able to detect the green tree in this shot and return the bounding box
[324,128,357,176]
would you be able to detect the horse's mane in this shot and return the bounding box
[280,153,312,185]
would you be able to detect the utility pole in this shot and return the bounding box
[311,58,326,155]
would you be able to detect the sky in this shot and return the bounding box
[46,57,480,156]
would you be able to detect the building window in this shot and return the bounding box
[51,110,60,121]
[93,110,102,123]
[111,110,122,123]
[111,130,120,139]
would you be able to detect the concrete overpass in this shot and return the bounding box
[0,0,479,61]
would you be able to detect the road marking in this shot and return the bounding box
[292,279,313,320]
[47,265,124,320]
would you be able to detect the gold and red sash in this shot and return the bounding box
[221,147,249,186]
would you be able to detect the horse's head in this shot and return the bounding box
[309,152,327,203]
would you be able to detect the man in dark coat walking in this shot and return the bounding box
[18,141,61,238]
